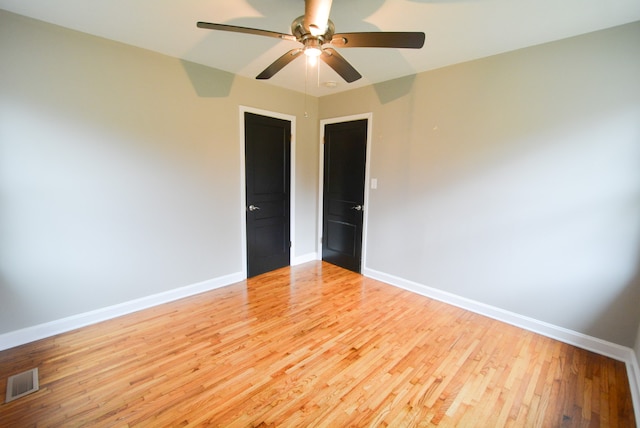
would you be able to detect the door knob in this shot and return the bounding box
[351,205,363,211]
[248,204,261,212]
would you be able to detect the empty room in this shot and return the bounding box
[1,0,639,426]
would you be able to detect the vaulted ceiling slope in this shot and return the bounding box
[1,0,639,96]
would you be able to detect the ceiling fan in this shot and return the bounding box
[197,0,425,83]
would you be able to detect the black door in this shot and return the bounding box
[245,112,291,277]
[322,119,367,273]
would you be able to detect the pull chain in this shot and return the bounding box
[304,55,309,118]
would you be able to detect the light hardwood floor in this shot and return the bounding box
[0,262,636,426]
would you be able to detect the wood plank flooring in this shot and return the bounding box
[0,261,636,426]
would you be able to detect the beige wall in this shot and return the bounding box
[0,10,319,334]
[320,21,640,346]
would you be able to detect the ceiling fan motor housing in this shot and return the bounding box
[292,15,335,48]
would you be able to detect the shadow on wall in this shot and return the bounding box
[0,273,23,336]
[585,219,640,347]
[180,60,235,98]
[374,74,417,104]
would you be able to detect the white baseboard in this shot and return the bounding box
[292,252,319,265]
[363,266,640,420]
[0,272,244,352]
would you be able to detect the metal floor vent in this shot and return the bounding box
[5,368,39,403]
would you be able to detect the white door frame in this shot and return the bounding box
[317,112,373,270]
[239,106,296,279]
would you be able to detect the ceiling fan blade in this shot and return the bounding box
[304,0,333,36]
[197,22,297,42]
[320,48,362,83]
[331,32,425,48]
[256,49,303,79]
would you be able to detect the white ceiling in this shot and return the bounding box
[2,0,640,97]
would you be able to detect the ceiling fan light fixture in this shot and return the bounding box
[303,37,323,57]
[304,46,322,57]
